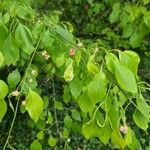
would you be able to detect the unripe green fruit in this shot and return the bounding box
[0,80,8,99]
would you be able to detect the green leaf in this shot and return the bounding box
[64,62,74,82]
[25,91,43,122]
[48,40,67,64]
[33,22,45,40]
[63,85,71,104]
[15,23,34,54]
[47,112,53,125]
[96,111,105,126]
[87,55,99,74]
[97,121,112,144]
[133,109,149,131]
[15,2,35,19]
[143,0,150,5]
[43,96,49,109]
[111,130,126,149]
[129,32,142,48]
[0,25,8,47]
[82,120,99,139]
[136,98,150,120]
[2,34,20,65]
[78,91,94,113]
[114,61,137,93]
[64,115,73,129]
[55,25,74,43]
[0,80,8,99]
[105,53,119,73]
[117,91,127,107]
[63,128,69,139]
[119,51,140,77]
[41,30,54,48]
[122,23,135,38]
[71,109,81,121]
[144,11,150,27]
[0,52,4,67]
[37,131,44,140]
[69,77,82,99]
[56,54,65,68]
[36,119,46,130]
[0,99,7,122]
[130,21,150,48]
[110,3,122,23]
[120,11,129,26]
[21,79,37,93]
[54,101,63,110]
[127,6,140,22]
[82,119,111,144]
[75,51,81,66]
[128,130,141,150]
[87,0,94,4]
[48,136,57,147]
[108,104,120,129]
[7,69,21,88]
[125,128,132,145]
[88,71,107,105]
[30,140,42,150]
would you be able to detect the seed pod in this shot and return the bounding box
[69,48,75,56]
[22,101,26,106]
[12,90,20,97]
[120,125,128,134]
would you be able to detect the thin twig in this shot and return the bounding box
[52,77,59,134]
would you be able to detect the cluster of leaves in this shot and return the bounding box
[35,0,150,81]
[40,0,150,51]
[0,0,150,149]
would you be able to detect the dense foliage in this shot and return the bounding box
[0,0,150,149]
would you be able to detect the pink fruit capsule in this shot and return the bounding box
[69,48,75,56]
